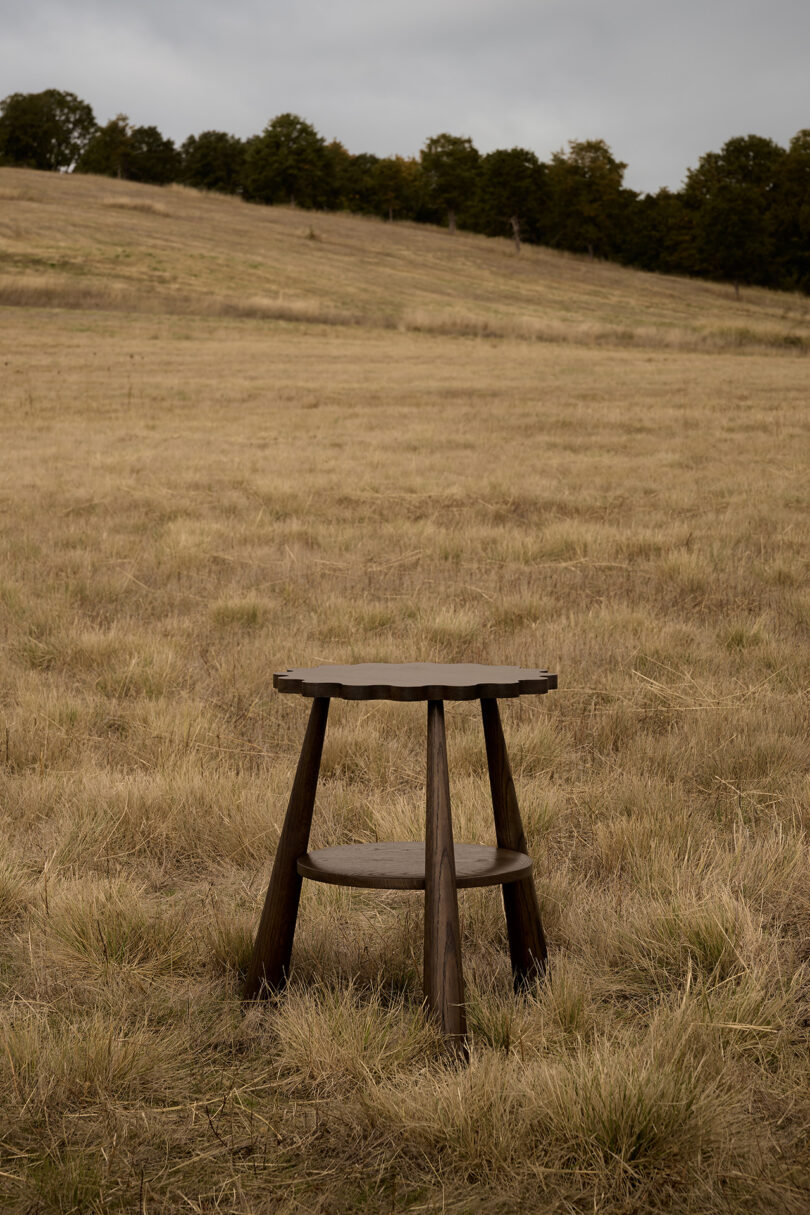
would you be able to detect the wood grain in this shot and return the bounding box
[481,697,548,990]
[274,662,556,702]
[297,842,532,889]
[243,696,330,999]
[424,699,467,1054]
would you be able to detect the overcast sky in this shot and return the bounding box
[2,0,808,193]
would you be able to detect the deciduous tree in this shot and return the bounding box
[372,156,423,222]
[475,147,545,251]
[684,134,785,293]
[622,188,697,275]
[0,89,96,171]
[420,133,479,232]
[769,130,810,292]
[546,139,632,259]
[77,116,180,184]
[181,130,245,194]
[76,115,130,178]
[325,142,381,213]
[243,113,329,208]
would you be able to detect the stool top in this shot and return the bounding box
[273,662,557,701]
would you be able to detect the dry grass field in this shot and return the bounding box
[0,166,808,1213]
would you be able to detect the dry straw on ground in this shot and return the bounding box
[0,167,808,1212]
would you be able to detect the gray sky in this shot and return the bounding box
[1,0,808,193]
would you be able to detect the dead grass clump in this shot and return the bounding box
[0,275,131,312]
[0,1006,187,1115]
[364,1037,736,1202]
[0,278,372,328]
[398,309,810,354]
[267,981,440,1093]
[676,967,808,1065]
[572,772,712,872]
[102,196,170,216]
[605,891,767,998]
[0,860,34,927]
[210,596,269,629]
[720,820,810,937]
[200,901,258,977]
[43,879,196,979]
[0,186,40,202]
[466,957,597,1055]
[47,771,284,871]
[290,884,424,993]
[216,295,367,327]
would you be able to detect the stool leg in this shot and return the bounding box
[481,698,547,990]
[424,700,467,1054]
[243,696,330,999]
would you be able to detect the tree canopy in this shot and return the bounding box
[547,139,632,259]
[3,87,810,296]
[243,113,329,208]
[180,131,245,194]
[77,116,180,184]
[475,147,545,249]
[0,89,96,171]
[373,156,423,222]
[684,135,787,291]
[420,133,480,232]
[775,130,810,291]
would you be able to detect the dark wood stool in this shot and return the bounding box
[243,663,557,1054]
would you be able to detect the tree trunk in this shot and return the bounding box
[510,215,521,254]
[447,208,456,234]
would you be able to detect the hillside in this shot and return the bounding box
[1,166,808,351]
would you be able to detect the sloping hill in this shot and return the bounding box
[1,166,808,352]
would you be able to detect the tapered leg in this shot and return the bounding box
[243,697,330,999]
[481,698,547,989]
[424,700,467,1053]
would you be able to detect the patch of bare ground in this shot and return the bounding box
[0,168,808,1213]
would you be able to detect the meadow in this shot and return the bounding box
[0,166,808,1213]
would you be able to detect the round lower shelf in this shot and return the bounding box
[296,842,532,891]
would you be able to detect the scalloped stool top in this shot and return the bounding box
[273,662,557,702]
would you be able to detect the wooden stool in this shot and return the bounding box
[243,663,557,1054]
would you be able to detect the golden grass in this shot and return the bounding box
[2,167,809,352]
[0,166,808,1212]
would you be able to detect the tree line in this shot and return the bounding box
[2,88,808,295]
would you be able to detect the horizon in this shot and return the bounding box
[2,0,808,195]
